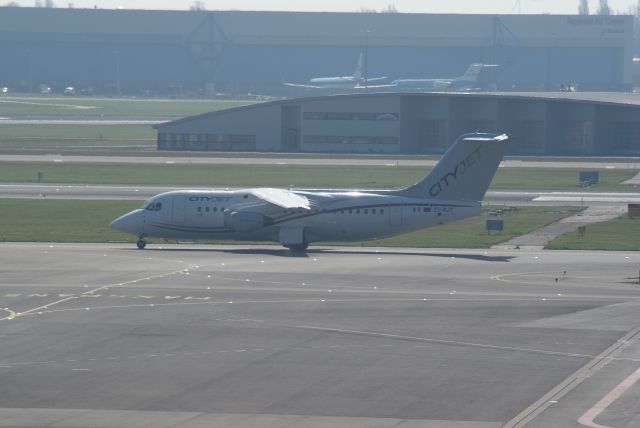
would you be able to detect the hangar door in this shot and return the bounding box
[281,105,301,151]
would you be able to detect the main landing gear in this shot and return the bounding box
[136,238,147,249]
[285,243,308,253]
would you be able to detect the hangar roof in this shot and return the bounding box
[154,91,640,130]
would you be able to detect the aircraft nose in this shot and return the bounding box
[110,209,145,235]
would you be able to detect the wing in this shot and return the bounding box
[364,76,388,83]
[250,188,310,210]
[283,82,324,89]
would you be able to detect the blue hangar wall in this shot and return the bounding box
[0,8,633,94]
[154,92,640,156]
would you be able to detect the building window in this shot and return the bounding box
[304,136,328,144]
[376,113,399,121]
[351,112,376,120]
[303,111,399,121]
[304,135,398,145]
[303,111,328,120]
[327,112,352,120]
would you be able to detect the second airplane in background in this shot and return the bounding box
[369,63,498,92]
[283,53,387,89]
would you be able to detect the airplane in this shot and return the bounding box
[283,53,387,89]
[110,133,508,252]
[366,63,497,92]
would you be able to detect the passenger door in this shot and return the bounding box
[172,195,186,223]
[389,205,402,226]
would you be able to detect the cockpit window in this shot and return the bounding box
[145,202,162,211]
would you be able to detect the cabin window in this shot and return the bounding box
[197,207,202,212]
[213,207,218,212]
[205,207,210,212]
[364,209,368,214]
[372,209,376,214]
[356,209,360,214]
[423,207,431,213]
[380,209,384,214]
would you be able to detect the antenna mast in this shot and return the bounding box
[512,0,522,14]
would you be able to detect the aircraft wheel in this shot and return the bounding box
[136,239,147,250]
[287,243,308,253]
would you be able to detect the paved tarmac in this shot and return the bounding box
[0,243,639,427]
[2,183,640,207]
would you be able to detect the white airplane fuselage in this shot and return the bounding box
[111,133,507,251]
[308,76,361,88]
[114,189,479,244]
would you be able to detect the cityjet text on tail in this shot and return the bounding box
[110,133,508,252]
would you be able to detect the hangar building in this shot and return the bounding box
[154,92,640,156]
[0,8,633,94]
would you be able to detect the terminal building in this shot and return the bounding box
[0,8,634,94]
[155,92,640,156]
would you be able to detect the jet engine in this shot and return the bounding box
[224,211,267,232]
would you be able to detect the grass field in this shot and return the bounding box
[364,206,582,248]
[0,199,141,243]
[0,162,636,192]
[0,199,580,248]
[0,97,258,154]
[0,124,156,152]
[546,216,640,251]
[0,97,257,120]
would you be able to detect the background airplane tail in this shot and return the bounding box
[396,133,508,201]
[460,63,483,82]
[353,52,364,79]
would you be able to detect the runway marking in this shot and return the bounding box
[292,324,605,360]
[8,263,199,320]
[490,271,622,286]
[577,366,640,428]
[0,308,17,321]
[2,338,638,375]
[6,292,628,323]
[0,99,97,109]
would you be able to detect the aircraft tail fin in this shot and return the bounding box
[353,52,364,79]
[395,133,508,201]
[459,63,484,82]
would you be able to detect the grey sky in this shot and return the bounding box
[9,0,640,14]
